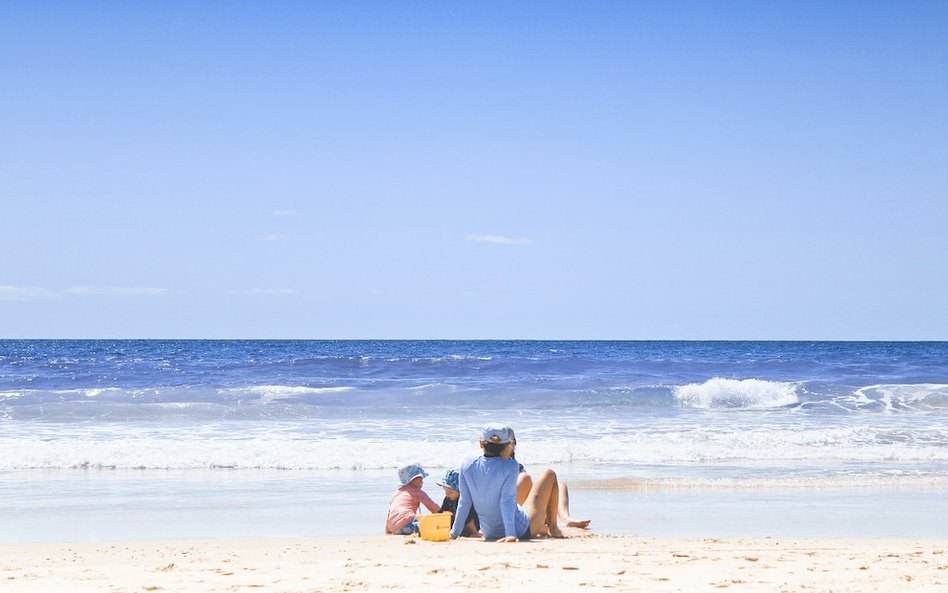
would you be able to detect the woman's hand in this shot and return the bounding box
[497,536,518,543]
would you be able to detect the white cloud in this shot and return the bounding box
[466,234,534,245]
[273,209,297,217]
[66,286,168,297]
[248,288,298,296]
[260,234,289,242]
[0,284,59,300]
[1,285,171,300]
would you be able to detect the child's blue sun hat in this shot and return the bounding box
[438,469,460,491]
[398,463,428,485]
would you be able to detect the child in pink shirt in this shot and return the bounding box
[385,463,441,535]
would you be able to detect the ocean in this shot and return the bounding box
[2,340,946,542]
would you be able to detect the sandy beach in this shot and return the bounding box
[2,532,946,593]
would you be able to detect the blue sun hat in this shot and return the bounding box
[397,463,428,485]
[481,424,510,444]
[438,469,460,491]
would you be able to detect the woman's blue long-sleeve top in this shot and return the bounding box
[450,454,529,540]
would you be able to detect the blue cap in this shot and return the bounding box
[482,424,510,444]
[397,463,428,485]
[438,469,460,491]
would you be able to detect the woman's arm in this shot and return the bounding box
[499,462,520,539]
[450,469,474,539]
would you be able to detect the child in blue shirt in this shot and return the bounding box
[438,469,480,537]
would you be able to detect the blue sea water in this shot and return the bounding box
[1,340,947,542]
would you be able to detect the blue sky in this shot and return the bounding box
[2,1,946,339]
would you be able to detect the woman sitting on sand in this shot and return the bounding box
[449,424,566,542]
[504,427,591,529]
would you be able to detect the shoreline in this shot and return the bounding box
[3,469,946,543]
[2,534,946,592]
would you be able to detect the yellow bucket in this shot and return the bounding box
[417,512,453,541]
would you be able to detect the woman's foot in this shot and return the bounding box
[536,525,567,538]
[548,528,567,538]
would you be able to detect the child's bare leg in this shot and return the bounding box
[522,468,564,537]
[557,482,591,528]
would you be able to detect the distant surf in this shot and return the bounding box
[2,340,947,486]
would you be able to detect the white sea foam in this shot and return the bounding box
[234,385,355,402]
[852,383,948,410]
[673,378,800,409]
[242,385,354,395]
[408,382,459,392]
[3,418,946,475]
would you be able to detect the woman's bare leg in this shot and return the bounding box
[516,472,532,506]
[521,468,564,538]
[557,482,590,528]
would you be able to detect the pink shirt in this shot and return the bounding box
[385,484,441,534]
